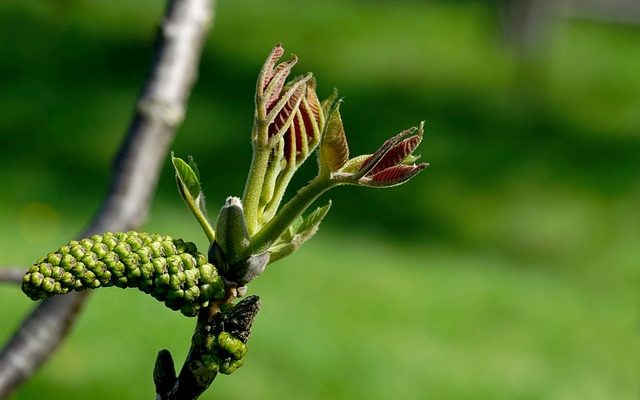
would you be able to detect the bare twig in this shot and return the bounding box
[0,0,215,397]
[0,268,24,285]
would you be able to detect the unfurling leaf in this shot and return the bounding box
[367,131,423,175]
[318,99,349,174]
[266,74,312,144]
[361,164,428,187]
[338,154,371,174]
[172,153,201,200]
[268,201,332,263]
[338,121,429,188]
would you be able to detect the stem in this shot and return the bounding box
[193,199,216,243]
[262,165,295,222]
[250,176,335,254]
[0,268,25,285]
[242,137,271,236]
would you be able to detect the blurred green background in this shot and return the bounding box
[1,0,638,399]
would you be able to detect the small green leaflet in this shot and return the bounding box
[171,153,201,200]
[268,201,331,263]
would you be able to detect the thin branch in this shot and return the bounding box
[0,0,215,397]
[0,268,24,285]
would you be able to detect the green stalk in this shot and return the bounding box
[250,176,335,254]
[191,197,216,243]
[262,165,295,222]
[242,140,271,236]
[176,178,216,243]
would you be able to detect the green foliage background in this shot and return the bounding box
[0,1,638,399]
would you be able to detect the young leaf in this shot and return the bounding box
[363,164,428,187]
[172,154,201,200]
[297,201,331,241]
[318,99,349,174]
[171,153,215,242]
[268,201,331,263]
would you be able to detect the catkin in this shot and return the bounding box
[22,231,225,316]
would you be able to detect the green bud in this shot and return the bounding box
[29,272,43,287]
[42,277,55,292]
[180,253,196,270]
[126,236,143,251]
[39,263,52,277]
[70,245,86,260]
[113,242,132,259]
[140,262,154,279]
[148,241,163,258]
[21,232,227,316]
[91,243,109,259]
[215,197,251,266]
[198,264,217,283]
[170,274,183,290]
[155,257,170,274]
[61,272,75,286]
[184,269,198,287]
[217,332,248,360]
[158,272,171,286]
[184,285,200,303]
[81,253,98,269]
[47,252,62,266]
[115,277,128,288]
[79,238,94,250]
[103,236,118,250]
[136,247,151,264]
[180,303,199,316]
[51,266,63,280]
[82,270,96,285]
[161,241,177,256]
[219,359,244,375]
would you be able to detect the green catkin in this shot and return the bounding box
[22,231,226,317]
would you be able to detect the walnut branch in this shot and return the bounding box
[0,268,24,285]
[0,0,216,397]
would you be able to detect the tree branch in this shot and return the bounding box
[0,268,25,285]
[0,0,215,397]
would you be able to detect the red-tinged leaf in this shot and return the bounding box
[319,100,350,173]
[364,163,428,187]
[264,56,298,112]
[304,79,323,130]
[299,100,314,142]
[293,109,308,162]
[268,112,287,139]
[258,44,285,95]
[267,80,307,141]
[283,112,298,164]
[357,126,417,177]
[368,132,423,175]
